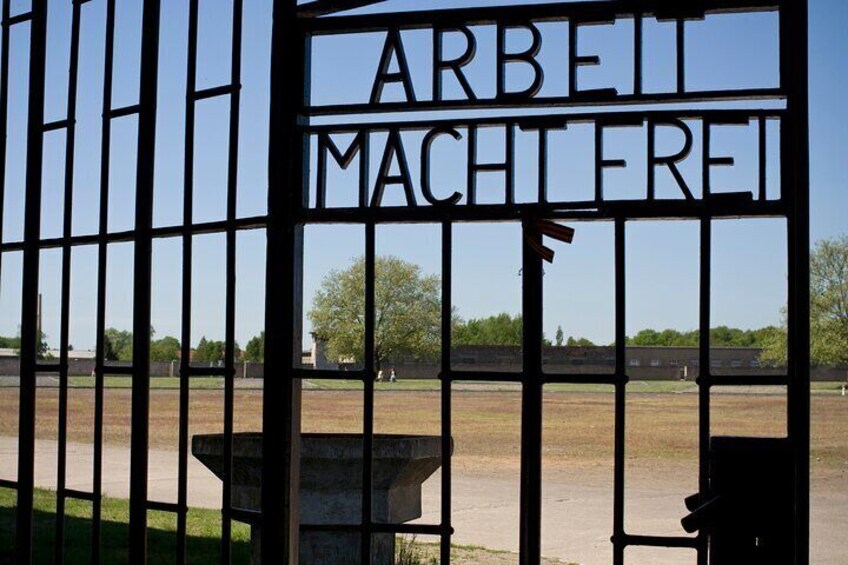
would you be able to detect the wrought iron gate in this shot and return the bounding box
[0,0,809,564]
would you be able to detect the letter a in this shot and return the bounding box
[370,29,417,104]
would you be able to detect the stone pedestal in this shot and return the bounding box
[192,433,446,564]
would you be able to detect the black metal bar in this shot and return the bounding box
[0,479,17,490]
[15,1,47,561]
[61,489,96,503]
[0,0,9,350]
[307,89,785,117]
[261,1,306,561]
[301,0,781,34]
[297,0,387,18]
[697,214,711,565]
[676,19,686,94]
[361,221,375,563]
[759,116,768,201]
[101,365,135,376]
[146,500,186,513]
[304,108,785,135]
[622,534,699,549]
[176,0,199,560]
[42,118,72,132]
[0,216,270,252]
[440,221,453,564]
[92,2,116,558]
[221,0,243,561]
[782,1,811,562]
[519,218,544,564]
[447,370,523,382]
[612,216,626,565]
[35,363,61,372]
[192,83,239,102]
[54,1,83,560]
[4,11,32,26]
[633,13,642,96]
[128,0,161,561]
[107,103,142,119]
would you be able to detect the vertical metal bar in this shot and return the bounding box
[612,217,626,565]
[54,1,83,561]
[92,1,117,560]
[676,19,686,94]
[361,221,375,563]
[758,116,767,202]
[262,1,306,561]
[697,216,711,565]
[15,0,47,561]
[128,0,161,561]
[221,1,244,562]
[633,13,642,96]
[782,2,810,563]
[176,0,199,561]
[519,218,543,565]
[440,220,452,564]
[0,0,10,311]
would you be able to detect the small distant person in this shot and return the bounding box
[377,369,383,382]
[389,368,397,383]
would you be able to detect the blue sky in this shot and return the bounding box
[0,0,845,351]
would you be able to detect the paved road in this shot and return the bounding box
[1,437,845,564]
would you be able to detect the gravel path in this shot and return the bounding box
[0,437,845,564]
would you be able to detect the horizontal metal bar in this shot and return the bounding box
[107,104,141,119]
[542,373,622,385]
[619,533,699,549]
[292,368,369,380]
[701,374,789,387]
[3,12,33,26]
[62,488,96,502]
[43,119,72,132]
[100,366,134,376]
[300,200,790,225]
[301,0,781,35]
[307,89,785,117]
[305,108,785,135]
[0,479,17,489]
[0,215,268,252]
[229,507,262,525]
[300,522,449,535]
[298,0,387,18]
[192,84,240,102]
[146,500,186,514]
[35,363,62,373]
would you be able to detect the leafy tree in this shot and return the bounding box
[761,235,848,367]
[150,336,181,362]
[555,326,564,347]
[566,336,595,347]
[193,336,239,364]
[104,328,133,361]
[244,332,265,362]
[453,313,522,346]
[309,256,441,371]
[0,335,21,349]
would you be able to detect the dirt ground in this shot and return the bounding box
[0,387,844,479]
[0,387,845,564]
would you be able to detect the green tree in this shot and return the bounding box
[761,235,848,367]
[194,337,225,364]
[453,313,522,346]
[150,336,181,362]
[555,326,564,347]
[309,256,441,371]
[566,336,595,347]
[104,328,133,361]
[244,332,265,362]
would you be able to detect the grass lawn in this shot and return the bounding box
[0,487,250,564]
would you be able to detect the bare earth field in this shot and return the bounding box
[0,386,845,564]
